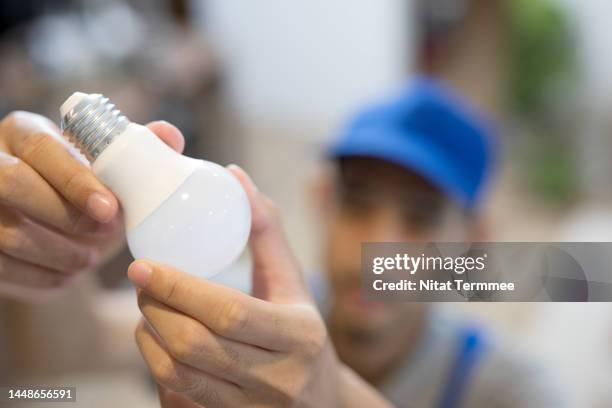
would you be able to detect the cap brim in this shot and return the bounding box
[328,127,474,209]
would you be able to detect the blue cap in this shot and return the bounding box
[328,78,496,210]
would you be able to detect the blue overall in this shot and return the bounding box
[437,328,485,408]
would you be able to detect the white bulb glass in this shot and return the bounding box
[126,162,250,275]
[60,92,251,278]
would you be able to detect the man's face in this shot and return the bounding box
[321,157,479,373]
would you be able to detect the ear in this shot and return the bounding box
[306,162,335,216]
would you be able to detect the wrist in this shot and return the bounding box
[338,363,394,408]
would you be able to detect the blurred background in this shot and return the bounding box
[1,0,612,407]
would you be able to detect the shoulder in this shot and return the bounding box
[465,331,567,408]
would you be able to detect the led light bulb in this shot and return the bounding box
[60,92,251,278]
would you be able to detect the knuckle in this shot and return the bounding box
[64,207,94,235]
[186,377,221,407]
[217,342,242,375]
[0,226,26,254]
[61,169,89,197]
[170,323,206,362]
[20,130,53,162]
[0,156,24,203]
[162,277,181,304]
[215,299,249,336]
[152,359,181,389]
[155,362,221,406]
[0,111,27,131]
[299,314,328,359]
[1,112,58,147]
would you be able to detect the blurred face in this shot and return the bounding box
[320,157,480,381]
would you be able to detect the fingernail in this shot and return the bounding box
[149,120,170,128]
[87,192,115,222]
[228,164,258,192]
[128,262,152,288]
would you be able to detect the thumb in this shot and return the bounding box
[227,164,309,303]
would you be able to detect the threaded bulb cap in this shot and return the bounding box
[60,92,130,162]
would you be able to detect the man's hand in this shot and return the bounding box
[130,165,345,407]
[0,111,184,302]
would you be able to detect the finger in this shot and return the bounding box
[139,292,275,385]
[0,252,68,288]
[158,386,202,408]
[128,260,308,350]
[227,164,307,303]
[0,152,103,235]
[145,121,185,154]
[135,320,246,407]
[2,111,118,223]
[0,207,97,272]
[0,281,68,303]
